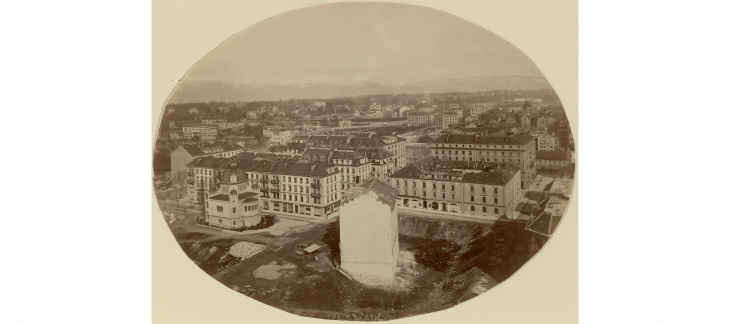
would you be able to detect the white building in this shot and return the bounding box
[436,112,460,130]
[339,179,399,286]
[537,133,558,151]
[204,161,262,229]
[182,124,218,141]
[270,130,297,146]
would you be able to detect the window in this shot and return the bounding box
[482,207,487,213]
[233,221,236,225]
[494,208,498,214]
[494,198,498,204]
[232,208,236,213]
[470,196,474,202]
[482,197,486,203]
[451,194,455,199]
[471,206,475,212]
[216,206,223,212]
[218,219,222,224]
[493,187,498,195]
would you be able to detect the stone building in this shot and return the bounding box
[204,159,262,229]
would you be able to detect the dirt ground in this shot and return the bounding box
[166,213,541,321]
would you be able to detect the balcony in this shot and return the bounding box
[271,179,280,184]
[186,179,194,185]
[310,182,321,188]
[186,170,193,176]
[260,178,268,183]
[270,188,280,193]
[311,193,321,198]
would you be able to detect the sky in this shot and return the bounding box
[170,3,546,102]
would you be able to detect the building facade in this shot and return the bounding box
[182,124,218,141]
[169,143,244,181]
[430,133,536,189]
[407,112,434,127]
[537,133,558,151]
[339,179,399,286]
[390,157,521,220]
[536,150,571,170]
[203,160,262,229]
[436,112,460,130]
[186,155,342,221]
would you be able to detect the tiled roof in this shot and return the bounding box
[432,133,534,146]
[188,154,334,178]
[186,156,228,168]
[536,150,570,161]
[209,194,228,201]
[238,192,257,200]
[461,169,519,186]
[219,167,247,184]
[390,156,520,186]
[180,144,205,157]
[357,147,393,160]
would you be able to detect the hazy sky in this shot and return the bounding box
[181,3,544,86]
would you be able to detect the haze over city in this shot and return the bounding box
[169,3,546,103]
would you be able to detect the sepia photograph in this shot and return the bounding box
[8,0,730,323]
[152,1,577,322]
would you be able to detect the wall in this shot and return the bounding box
[339,192,398,285]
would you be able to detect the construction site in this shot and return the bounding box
[169,210,543,321]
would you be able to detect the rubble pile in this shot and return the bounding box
[229,241,266,259]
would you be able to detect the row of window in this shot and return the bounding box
[434,143,524,149]
[395,180,501,195]
[403,190,501,204]
[436,149,522,156]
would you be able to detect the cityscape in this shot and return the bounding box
[152,2,575,321]
[153,89,575,320]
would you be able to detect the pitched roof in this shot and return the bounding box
[179,144,205,157]
[390,156,520,186]
[342,179,398,211]
[209,194,228,201]
[461,169,519,186]
[536,150,570,161]
[433,133,534,146]
[238,192,257,200]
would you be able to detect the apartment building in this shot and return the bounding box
[431,133,536,189]
[537,132,558,151]
[182,124,218,140]
[298,134,406,171]
[169,143,244,179]
[436,112,460,130]
[186,155,342,221]
[390,157,521,219]
[536,150,571,170]
[407,112,434,127]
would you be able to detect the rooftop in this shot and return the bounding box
[536,150,570,161]
[390,157,520,185]
[433,133,534,146]
[341,179,398,211]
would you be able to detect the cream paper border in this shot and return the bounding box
[152,1,578,323]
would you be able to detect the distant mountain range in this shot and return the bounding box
[168,76,552,103]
